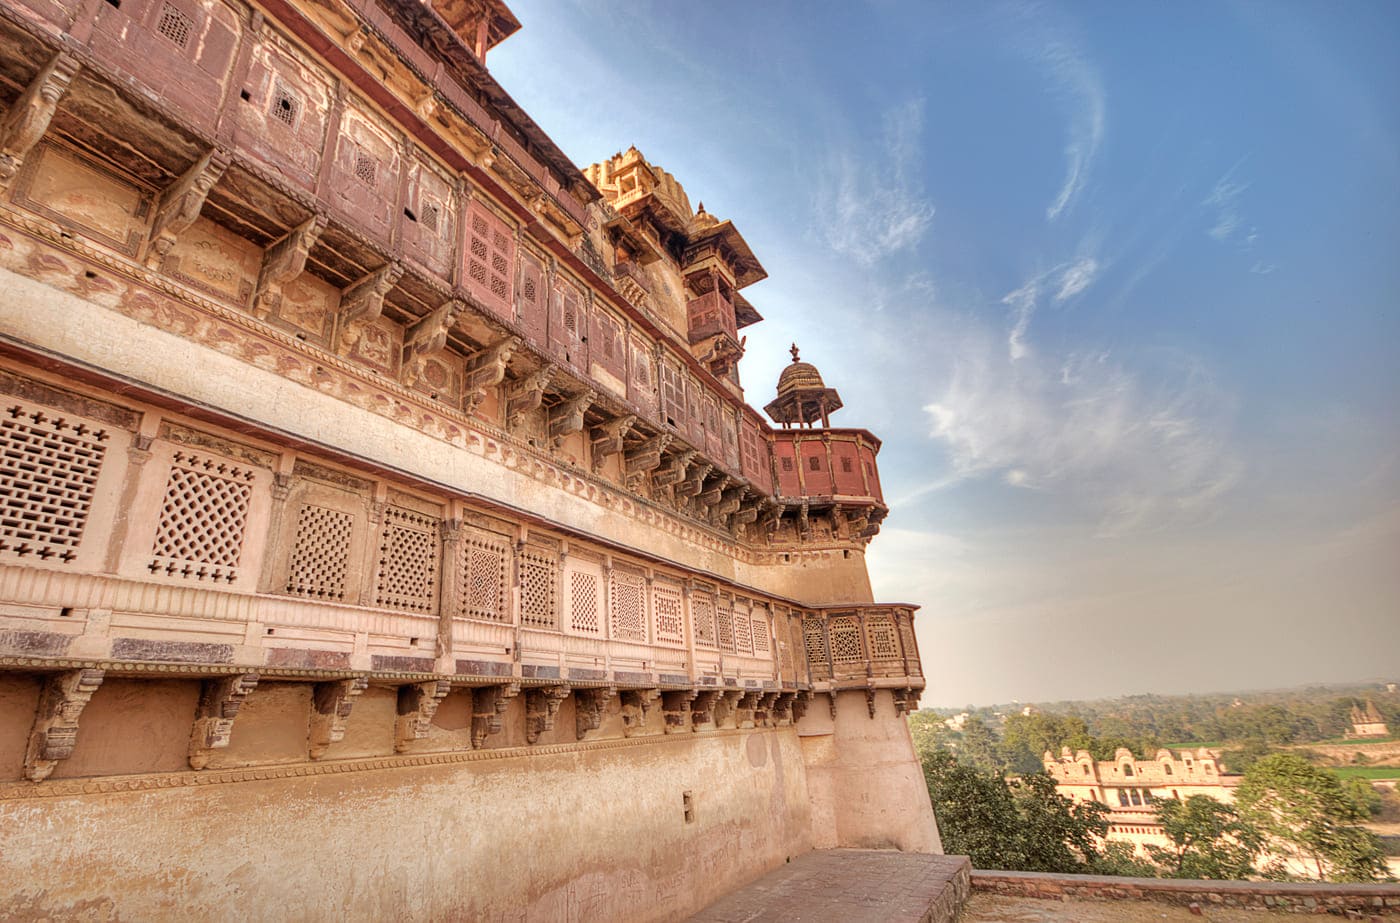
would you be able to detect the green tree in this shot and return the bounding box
[956,715,1006,774]
[1235,754,1391,882]
[1000,712,1090,775]
[921,750,1109,873]
[1144,796,1262,880]
[907,710,953,760]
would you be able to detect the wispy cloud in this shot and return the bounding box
[1203,160,1253,242]
[817,98,936,264]
[924,332,1241,534]
[1040,42,1106,222]
[1001,257,1101,360]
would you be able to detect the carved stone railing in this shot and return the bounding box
[800,605,924,712]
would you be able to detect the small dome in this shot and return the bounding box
[777,360,826,396]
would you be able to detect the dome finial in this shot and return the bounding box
[790,343,800,363]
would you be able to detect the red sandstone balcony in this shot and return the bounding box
[687,290,739,344]
[771,429,884,505]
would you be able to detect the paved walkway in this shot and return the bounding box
[685,849,971,923]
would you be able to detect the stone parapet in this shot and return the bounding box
[971,870,1400,915]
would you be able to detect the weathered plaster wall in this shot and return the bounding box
[800,689,941,854]
[0,727,811,922]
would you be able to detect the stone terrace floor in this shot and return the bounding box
[685,849,971,923]
[962,894,1347,922]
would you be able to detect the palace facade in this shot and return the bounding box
[0,0,937,918]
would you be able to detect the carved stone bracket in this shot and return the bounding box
[675,460,712,499]
[525,684,571,744]
[471,682,520,748]
[652,450,695,490]
[506,365,553,425]
[690,690,721,729]
[548,390,594,444]
[624,433,672,476]
[589,414,635,471]
[403,299,464,387]
[828,690,838,720]
[23,668,104,782]
[308,676,368,759]
[735,690,762,728]
[620,688,660,736]
[574,686,614,740]
[336,263,403,351]
[661,689,698,734]
[713,689,743,728]
[792,691,812,723]
[865,687,878,719]
[753,692,780,728]
[189,673,260,770]
[772,691,797,726]
[463,336,520,408]
[893,686,919,716]
[393,679,451,752]
[252,216,326,318]
[0,52,79,189]
[697,475,731,507]
[146,150,230,266]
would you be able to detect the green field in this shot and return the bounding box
[1329,766,1400,781]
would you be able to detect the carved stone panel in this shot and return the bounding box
[162,216,260,305]
[235,30,333,190]
[326,99,402,244]
[401,153,456,277]
[15,144,148,256]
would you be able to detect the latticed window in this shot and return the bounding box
[716,598,735,653]
[866,616,901,661]
[149,451,254,584]
[519,547,557,629]
[352,149,378,188]
[269,83,300,129]
[732,601,753,655]
[653,579,684,644]
[828,616,864,664]
[899,620,921,675]
[568,569,600,634]
[659,359,685,429]
[803,617,829,677]
[156,2,193,48]
[0,402,108,563]
[458,530,509,622]
[692,588,717,649]
[464,201,515,320]
[609,565,647,642]
[285,504,352,601]
[751,608,770,655]
[420,200,441,235]
[374,506,439,613]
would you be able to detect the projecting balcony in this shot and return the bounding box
[687,290,739,344]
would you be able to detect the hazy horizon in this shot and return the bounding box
[490,2,1400,704]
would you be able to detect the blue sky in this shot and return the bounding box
[490,1,1400,705]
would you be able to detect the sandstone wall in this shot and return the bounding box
[0,723,812,921]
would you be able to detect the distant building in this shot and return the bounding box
[1348,701,1390,738]
[1042,747,1241,856]
[945,712,970,731]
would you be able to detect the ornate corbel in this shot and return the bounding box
[548,390,595,444]
[624,433,672,476]
[336,263,403,351]
[463,335,520,408]
[828,691,838,720]
[525,684,571,744]
[471,682,520,748]
[189,673,260,769]
[865,686,878,719]
[0,52,79,190]
[393,679,451,752]
[697,475,731,507]
[772,691,797,726]
[652,450,696,489]
[661,689,698,734]
[308,676,368,759]
[792,690,812,723]
[713,689,743,728]
[891,686,911,717]
[574,686,615,740]
[24,668,104,781]
[403,299,463,387]
[506,365,553,425]
[252,216,326,318]
[589,414,635,471]
[146,150,229,266]
[675,460,712,498]
[734,690,762,728]
[690,690,721,729]
[620,688,661,736]
[754,692,780,728]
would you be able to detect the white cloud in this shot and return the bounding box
[924,333,1241,534]
[1040,42,1106,222]
[1001,257,1101,361]
[817,99,936,264]
[1204,162,1252,242]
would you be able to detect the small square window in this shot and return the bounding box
[353,149,377,188]
[270,85,300,129]
[156,2,193,48]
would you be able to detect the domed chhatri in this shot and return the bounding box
[764,344,844,428]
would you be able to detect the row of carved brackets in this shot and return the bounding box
[18,669,822,781]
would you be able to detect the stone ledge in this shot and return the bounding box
[972,870,1400,915]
